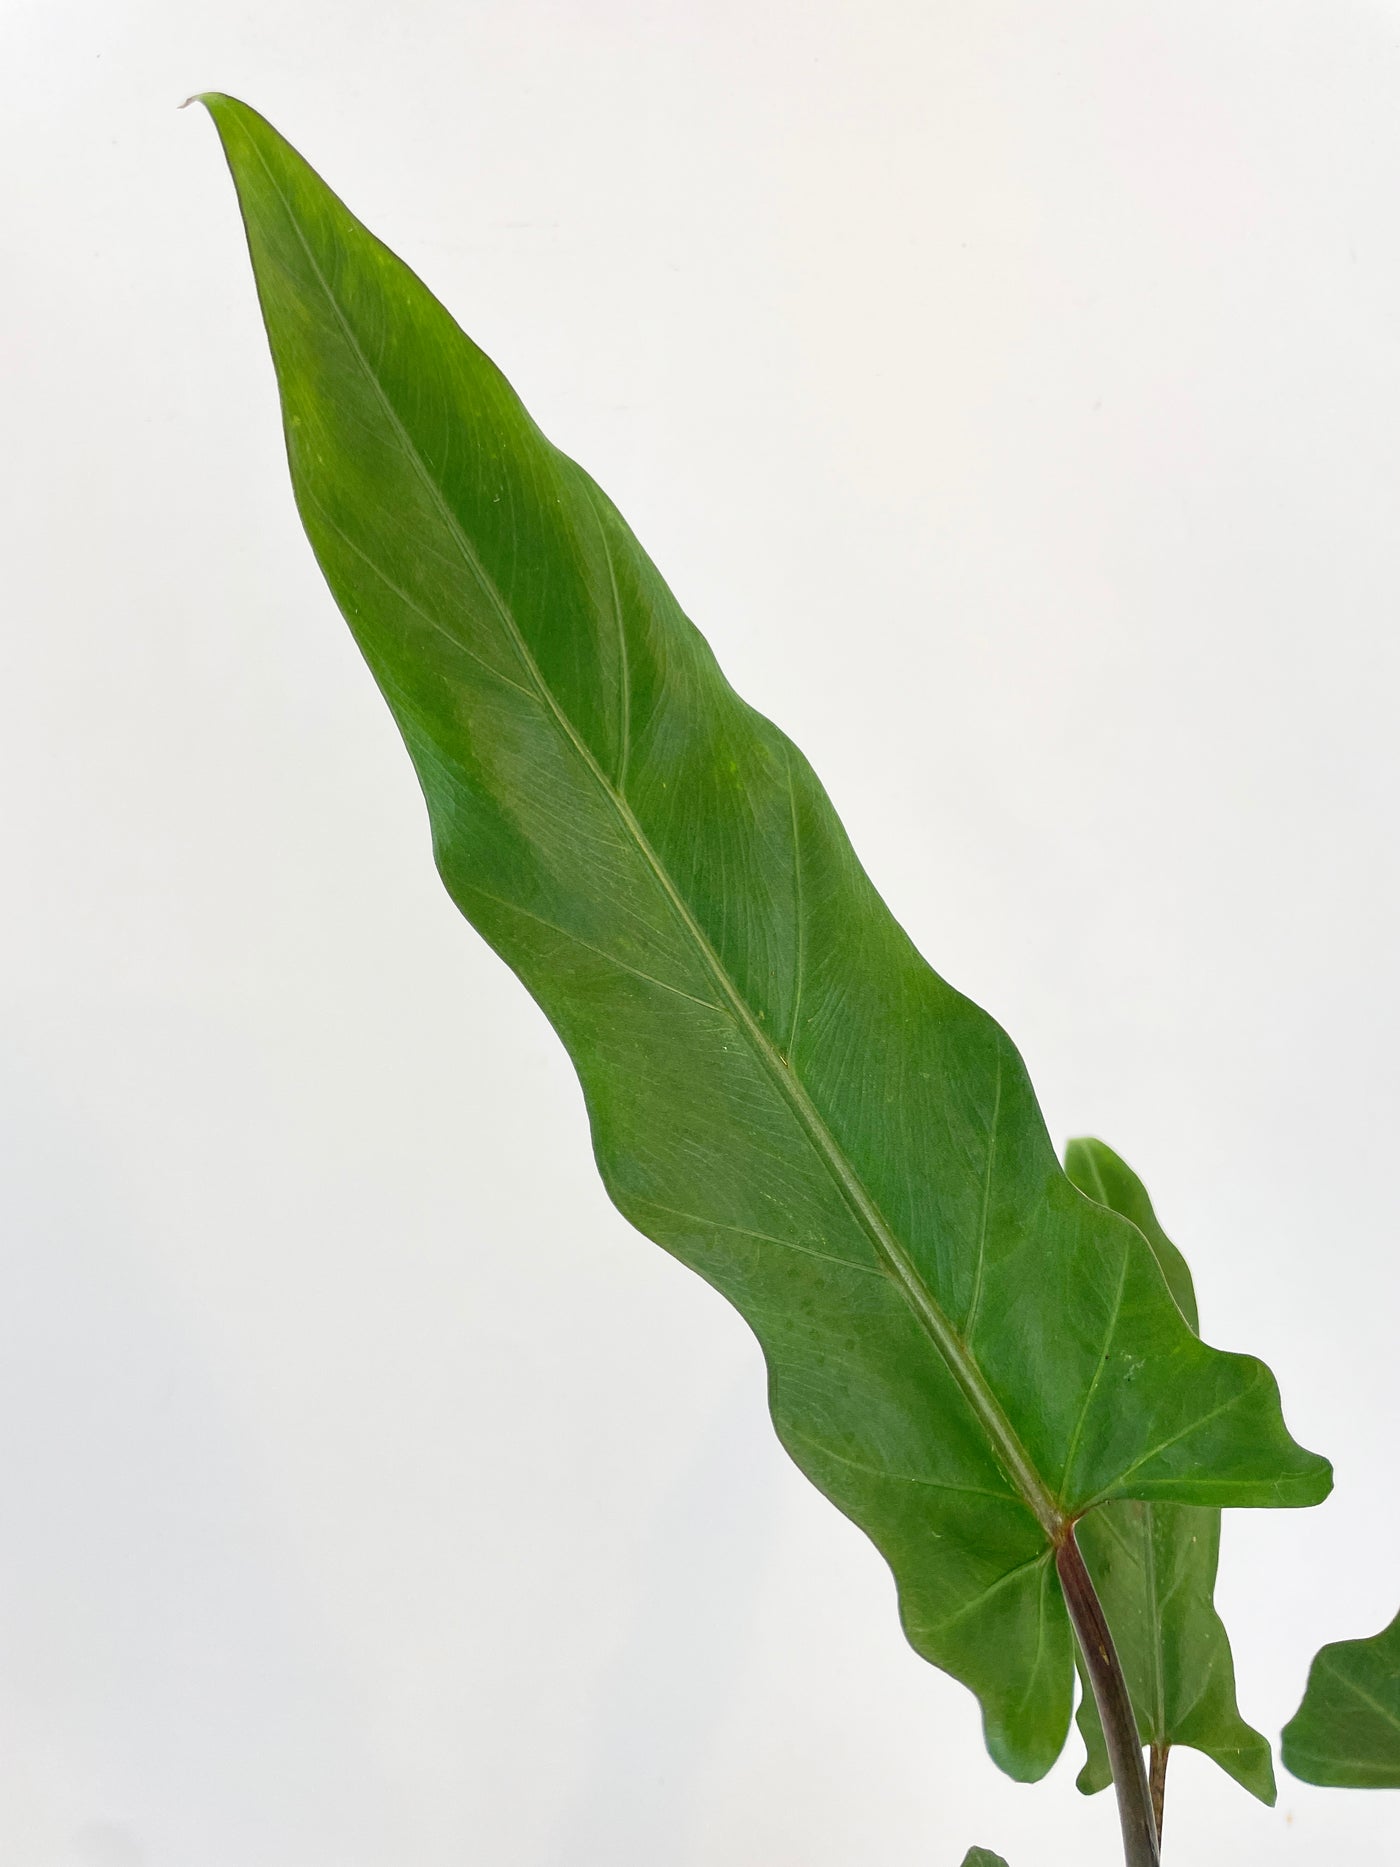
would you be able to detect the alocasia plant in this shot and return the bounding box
[196,92,1347,1865]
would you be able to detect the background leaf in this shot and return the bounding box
[1282,1610,1400,1786]
[1064,1140,1276,1805]
[200,92,1331,1783]
[960,1849,1010,1866]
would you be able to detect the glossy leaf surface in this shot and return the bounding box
[1282,1610,1400,1787]
[200,94,1331,1782]
[1064,1140,1275,1804]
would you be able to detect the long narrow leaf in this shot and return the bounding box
[199,94,1331,1781]
[1282,1611,1400,1786]
[1065,1140,1275,1804]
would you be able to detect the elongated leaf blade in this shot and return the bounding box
[1282,1611,1400,1786]
[1065,1140,1275,1804]
[199,94,1331,1782]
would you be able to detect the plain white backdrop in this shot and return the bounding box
[4,2,1400,1862]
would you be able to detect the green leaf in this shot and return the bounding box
[1063,1138,1198,1333]
[960,1850,1010,1866]
[198,92,1331,1783]
[1282,1610,1400,1786]
[1064,1139,1276,1805]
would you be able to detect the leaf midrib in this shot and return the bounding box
[246,126,1064,1544]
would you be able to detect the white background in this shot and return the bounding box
[3,2,1399,1862]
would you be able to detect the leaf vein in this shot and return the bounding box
[785,1427,1017,1499]
[783,744,805,1062]
[1060,1240,1131,1498]
[962,1050,1003,1345]
[632,1201,885,1276]
[457,883,726,1013]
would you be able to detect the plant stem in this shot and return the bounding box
[1056,1528,1160,1867]
[1149,1744,1169,1845]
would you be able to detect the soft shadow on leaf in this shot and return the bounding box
[1065,1140,1275,1806]
[198,93,1332,1784]
[1282,1609,1400,1787]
